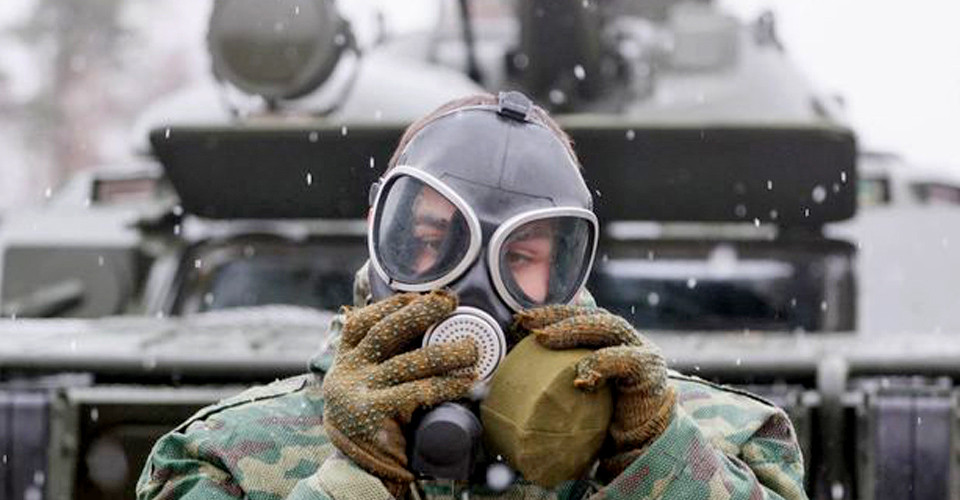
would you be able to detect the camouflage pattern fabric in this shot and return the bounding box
[137,263,807,499]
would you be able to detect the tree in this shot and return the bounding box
[11,0,129,192]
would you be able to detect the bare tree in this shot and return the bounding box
[11,0,129,189]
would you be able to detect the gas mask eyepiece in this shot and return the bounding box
[367,166,598,330]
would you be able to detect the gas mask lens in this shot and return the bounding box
[493,213,596,310]
[370,168,597,309]
[372,174,478,288]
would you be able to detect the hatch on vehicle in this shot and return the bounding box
[591,237,856,332]
[151,123,857,225]
[166,234,367,315]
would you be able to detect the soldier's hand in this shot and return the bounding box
[512,305,676,479]
[322,291,479,496]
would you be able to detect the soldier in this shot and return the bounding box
[137,92,807,499]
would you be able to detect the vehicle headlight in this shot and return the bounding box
[208,0,351,101]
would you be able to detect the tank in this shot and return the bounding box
[0,1,958,499]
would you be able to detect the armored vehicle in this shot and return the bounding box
[0,1,958,499]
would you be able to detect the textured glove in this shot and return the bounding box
[512,305,676,479]
[322,291,479,496]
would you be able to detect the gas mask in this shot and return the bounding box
[368,92,597,349]
[365,92,599,482]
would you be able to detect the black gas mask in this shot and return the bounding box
[365,92,598,482]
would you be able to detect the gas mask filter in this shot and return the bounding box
[480,336,613,487]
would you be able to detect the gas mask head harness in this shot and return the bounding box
[366,92,598,377]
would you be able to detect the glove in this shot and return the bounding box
[512,305,676,479]
[322,291,479,496]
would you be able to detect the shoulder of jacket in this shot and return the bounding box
[174,373,314,434]
[668,370,779,410]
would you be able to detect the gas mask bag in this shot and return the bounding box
[480,336,613,487]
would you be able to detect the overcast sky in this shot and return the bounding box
[722,0,960,173]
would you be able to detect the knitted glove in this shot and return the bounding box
[323,291,479,496]
[512,306,676,479]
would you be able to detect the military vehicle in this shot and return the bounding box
[856,151,960,208]
[0,1,958,499]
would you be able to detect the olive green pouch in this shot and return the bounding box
[480,336,613,487]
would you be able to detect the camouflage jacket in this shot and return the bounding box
[137,267,807,500]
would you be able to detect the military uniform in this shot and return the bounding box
[136,90,807,498]
[137,268,807,500]
[136,360,805,499]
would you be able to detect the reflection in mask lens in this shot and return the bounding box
[498,217,592,307]
[375,176,471,284]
